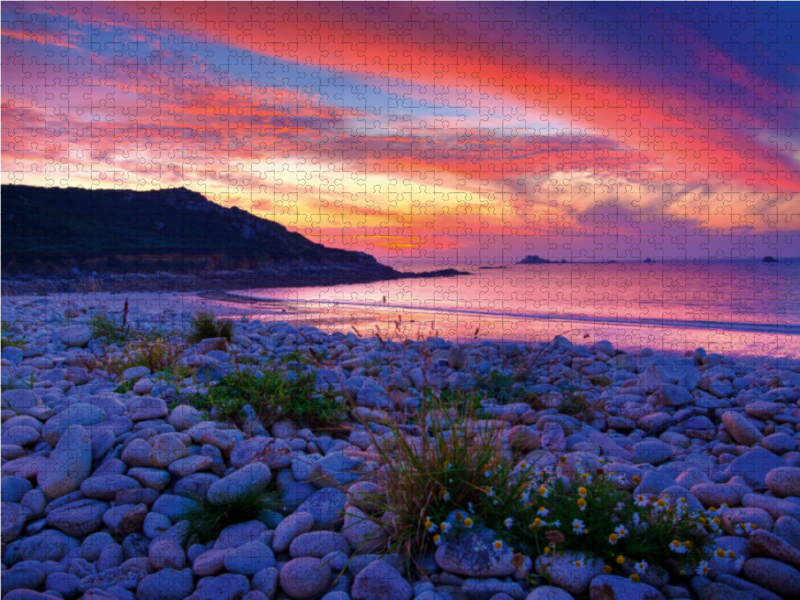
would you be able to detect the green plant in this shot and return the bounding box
[102,337,186,377]
[433,387,483,414]
[188,311,233,343]
[357,398,536,559]
[475,369,518,403]
[1,320,26,348]
[90,313,129,343]
[184,486,281,543]
[559,389,591,418]
[511,461,711,577]
[358,399,711,578]
[114,380,136,394]
[1,336,26,349]
[193,362,345,429]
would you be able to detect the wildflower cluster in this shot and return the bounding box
[359,397,712,576]
[510,457,711,575]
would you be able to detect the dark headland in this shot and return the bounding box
[1,185,465,294]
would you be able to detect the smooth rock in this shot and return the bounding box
[534,552,605,595]
[46,498,108,537]
[207,462,272,505]
[351,559,413,600]
[435,530,515,578]
[39,424,93,499]
[273,512,315,553]
[279,558,331,600]
[136,568,194,600]
[741,557,800,597]
[224,541,276,575]
[588,575,665,600]
[765,467,800,498]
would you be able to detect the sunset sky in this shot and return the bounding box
[2,2,799,263]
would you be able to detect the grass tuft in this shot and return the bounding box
[188,311,233,343]
[184,486,280,543]
[102,336,188,379]
[90,313,130,344]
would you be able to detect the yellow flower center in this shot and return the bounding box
[630,574,640,583]
[616,556,625,564]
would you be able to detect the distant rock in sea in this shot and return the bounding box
[763,256,778,263]
[518,255,556,264]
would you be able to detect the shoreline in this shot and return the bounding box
[4,288,800,364]
[0,265,468,296]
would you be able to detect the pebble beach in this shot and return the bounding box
[4,295,800,600]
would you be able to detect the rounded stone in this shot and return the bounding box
[765,467,800,498]
[148,538,186,570]
[224,541,276,575]
[741,557,800,598]
[534,552,605,596]
[273,512,315,553]
[631,439,673,465]
[252,566,279,597]
[588,575,665,600]
[46,498,108,537]
[194,573,251,600]
[137,568,194,600]
[80,475,142,500]
[289,531,350,559]
[149,435,187,468]
[279,558,332,600]
[207,462,272,505]
[525,587,574,600]
[351,559,412,600]
[435,530,516,578]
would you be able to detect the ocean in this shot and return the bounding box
[221,259,800,359]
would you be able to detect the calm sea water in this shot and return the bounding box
[226,259,800,358]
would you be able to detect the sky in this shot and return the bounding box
[2,2,800,264]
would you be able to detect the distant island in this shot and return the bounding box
[517,255,568,264]
[763,256,778,263]
[1,185,465,293]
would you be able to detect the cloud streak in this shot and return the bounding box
[2,2,799,260]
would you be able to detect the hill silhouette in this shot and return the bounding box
[2,185,382,275]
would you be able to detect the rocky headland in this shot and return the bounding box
[1,185,465,295]
[3,297,800,600]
